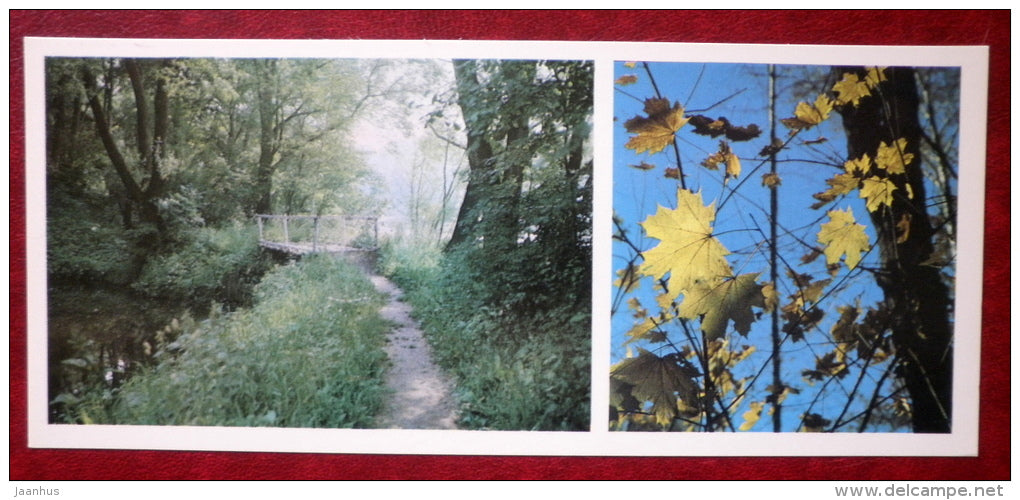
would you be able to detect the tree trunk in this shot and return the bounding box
[254,60,280,215]
[445,59,495,250]
[445,60,534,251]
[835,66,953,433]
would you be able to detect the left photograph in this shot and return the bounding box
[44,56,593,431]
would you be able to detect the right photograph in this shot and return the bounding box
[610,62,960,433]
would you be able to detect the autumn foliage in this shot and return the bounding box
[612,63,957,432]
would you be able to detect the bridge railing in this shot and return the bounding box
[255,214,379,253]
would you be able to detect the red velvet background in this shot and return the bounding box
[9,10,1010,480]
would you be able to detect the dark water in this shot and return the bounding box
[47,286,194,423]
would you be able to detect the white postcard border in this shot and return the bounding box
[22,37,988,456]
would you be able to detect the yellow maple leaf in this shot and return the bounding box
[654,289,677,313]
[614,263,641,294]
[638,189,733,299]
[623,98,690,155]
[781,94,833,131]
[860,176,898,212]
[817,208,870,270]
[811,172,861,209]
[739,401,765,431]
[874,138,914,175]
[615,74,638,86]
[702,141,741,180]
[726,151,741,180]
[865,66,888,88]
[844,153,873,176]
[832,72,872,107]
[678,273,766,341]
[761,172,782,188]
[624,316,669,345]
[761,282,779,312]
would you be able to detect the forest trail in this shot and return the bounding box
[368,273,460,429]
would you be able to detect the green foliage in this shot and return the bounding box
[132,224,273,310]
[380,240,591,431]
[78,256,390,428]
[46,190,138,287]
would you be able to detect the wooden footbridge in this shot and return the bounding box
[256,214,379,256]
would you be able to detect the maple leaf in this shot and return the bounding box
[803,351,849,381]
[702,151,724,171]
[726,151,742,180]
[611,348,699,428]
[829,305,860,344]
[623,98,690,155]
[629,161,656,171]
[780,94,833,131]
[725,123,761,142]
[615,74,638,86]
[678,273,766,341]
[761,172,782,188]
[739,401,765,431]
[874,138,914,175]
[817,208,870,270]
[765,384,800,406]
[624,316,670,345]
[689,115,729,138]
[800,248,824,265]
[702,141,740,180]
[865,66,888,88]
[639,189,733,298]
[860,176,898,212]
[758,137,785,157]
[614,264,640,294]
[626,296,646,317]
[832,72,871,107]
[801,413,832,432]
[609,378,643,415]
[785,271,832,310]
[844,153,873,176]
[811,172,860,209]
[761,282,779,312]
[689,115,761,142]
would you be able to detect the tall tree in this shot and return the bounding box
[446,59,592,254]
[80,58,172,239]
[835,66,953,433]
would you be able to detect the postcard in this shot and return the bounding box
[23,37,988,456]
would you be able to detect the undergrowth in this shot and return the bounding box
[72,255,390,428]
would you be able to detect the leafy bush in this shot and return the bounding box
[82,255,390,428]
[47,198,138,287]
[132,223,272,310]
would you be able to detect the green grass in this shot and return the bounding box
[79,255,391,428]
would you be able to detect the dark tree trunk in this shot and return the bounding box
[254,60,279,215]
[835,66,953,433]
[446,60,534,251]
[446,59,495,250]
[81,60,168,236]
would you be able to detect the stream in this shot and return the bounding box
[47,285,197,423]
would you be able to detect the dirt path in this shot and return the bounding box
[369,274,459,429]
